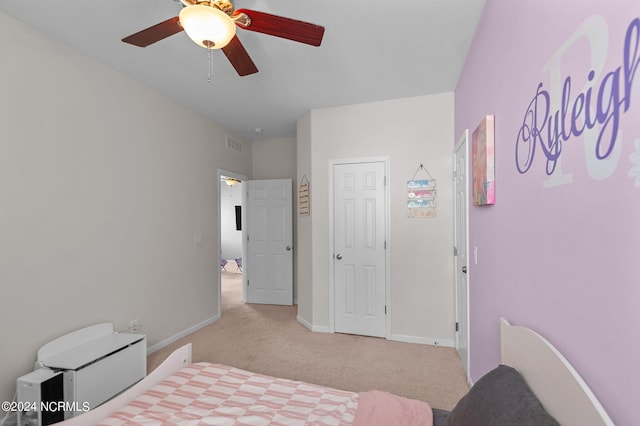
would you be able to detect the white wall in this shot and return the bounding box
[220,182,243,261]
[0,11,252,407]
[297,94,455,343]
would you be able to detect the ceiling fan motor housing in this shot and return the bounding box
[181,0,235,16]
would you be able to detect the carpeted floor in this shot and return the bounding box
[147,270,469,410]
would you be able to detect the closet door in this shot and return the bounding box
[333,161,386,337]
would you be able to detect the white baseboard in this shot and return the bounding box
[146,314,220,355]
[390,334,455,348]
[295,317,453,346]
[296,315,331,333]
[145,314,451,356]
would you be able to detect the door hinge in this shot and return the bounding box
[247,280,249,286]
[455,322,459,332]
[247,235,249,241]
[454,246,458,256]
[384,305,387,315]
[453,171,457,180]
[384,241,387,250]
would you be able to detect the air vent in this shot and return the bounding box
[225,135,244,153]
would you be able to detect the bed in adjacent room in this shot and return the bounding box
[57,318,613,425]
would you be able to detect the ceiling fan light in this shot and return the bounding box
[179,4,236,49]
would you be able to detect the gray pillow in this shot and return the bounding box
[446,365,559,426]
[432,408,451,426]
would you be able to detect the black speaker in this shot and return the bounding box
[235,205,242,230]
[16,369,65,425]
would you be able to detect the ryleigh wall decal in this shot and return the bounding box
[515,16,640,187]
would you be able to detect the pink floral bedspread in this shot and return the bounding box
[98,362,432,425]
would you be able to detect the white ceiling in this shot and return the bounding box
[0,0,485,142]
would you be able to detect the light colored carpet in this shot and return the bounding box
[147,271,469,410]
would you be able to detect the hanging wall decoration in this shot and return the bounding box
[407,164,437,218]
[298,175,310,216]
[472,114,495,205]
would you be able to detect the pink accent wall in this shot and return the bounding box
[455,2,640,423]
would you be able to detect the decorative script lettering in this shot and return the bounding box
[515,18,640,175]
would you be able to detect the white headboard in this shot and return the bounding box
[500,318,613,426]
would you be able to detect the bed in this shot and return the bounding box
[57,318,614,425]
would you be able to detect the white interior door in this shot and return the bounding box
[454,130,470,380]
[333,161,386,338]
[246,179,293,305]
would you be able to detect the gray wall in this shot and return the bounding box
[0,12,252,407]
[252,137,298,300]
[297,94,456,343]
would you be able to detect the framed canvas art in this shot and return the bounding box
[472,115,495,205]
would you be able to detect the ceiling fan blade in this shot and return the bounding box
[222,35,259,76]
[122,16,183,47]
[234,9,325,47]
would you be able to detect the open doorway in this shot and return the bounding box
[218,170,248,315]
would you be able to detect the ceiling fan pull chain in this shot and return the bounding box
[207,47,213,84]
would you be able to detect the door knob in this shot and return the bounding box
[286,246,292,251]
[336,254,343,260]
[462,266,467,273]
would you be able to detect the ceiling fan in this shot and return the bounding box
[121,0,325,76]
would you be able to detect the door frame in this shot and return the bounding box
[453,131,471,384]
[217,168,249,317]
[328,156,391,338]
